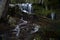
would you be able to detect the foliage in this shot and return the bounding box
[10,0,25,3]
[9,0,60,39]
[32,0,60,16]
[34,34,42,40]
[33,4,52,16]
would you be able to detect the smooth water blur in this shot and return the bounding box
[20,3,32,14]
[13,25,20,37]
[12,17,40,38]
[9,3,32,14]
[31,24,40,34]
[12,17,28,37]
[51,12,55,20]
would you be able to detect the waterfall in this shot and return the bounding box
[28,3,32,14]
[20,3,32,14]
[20,3,28,13]
[19,17,28,26]
[13,25,20,37]
[11,17,40,40]
[12,17,28,37]
[31,24,40,34]
[9,3,32,14]
[51,12,55,20]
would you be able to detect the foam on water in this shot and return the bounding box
[31,24,40,34]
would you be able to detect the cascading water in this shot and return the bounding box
[51,12,55,20]
[9,3,32,14]
[0,16,40,40]
[31,24,40,34]
[20,3,28,13]
[20,3,32,14]
[13,25,20,37]
[19,17,28,26]
[12,17,28,38]
[28,3,32,14]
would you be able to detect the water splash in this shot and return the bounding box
[31,24,40,34]
[20,3,32,14]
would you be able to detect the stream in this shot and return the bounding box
[12,17,40,40]
[4,3,40,40]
